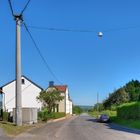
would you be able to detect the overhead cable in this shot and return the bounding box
[20,0,31,15]
[27,25,98,33]
[8,0,14,17]
[23,22,63,84]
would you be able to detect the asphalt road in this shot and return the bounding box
[1,113,140,140]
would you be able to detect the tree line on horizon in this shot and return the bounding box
[93,79,140,111]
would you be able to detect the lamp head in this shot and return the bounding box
[98,32,103,37]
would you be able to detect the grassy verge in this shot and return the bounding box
[89,110,116,118]
[0,112,67,136]
[0,121,34,136]
[111,116,140,130]
[89,110,140,130]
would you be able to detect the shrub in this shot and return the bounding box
[51,112,65,119]
[117,102,140,120]
[38,108,65,121]
[90,110,116,118]
[73,106,83,115]
[38,108,49,121]
[3,111,8,121]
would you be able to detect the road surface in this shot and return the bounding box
[1,113,140,140]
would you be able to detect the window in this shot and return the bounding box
[21,79,25,84]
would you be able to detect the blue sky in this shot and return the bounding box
[1,0,140,105]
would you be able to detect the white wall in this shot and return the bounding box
[69,100,73,115]
[65,88,70,114]
[65,88,73,114]
[2,77,42,112]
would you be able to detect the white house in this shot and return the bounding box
[46,81,73,115]
[0,76,43,112]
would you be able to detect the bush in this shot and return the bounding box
[38,108,65,121]
[100,110,116,116]
[38,108,49,121]
[117,102,140,120]
[51,112,65,119]
[90,110,116,118]
[73,106,83,115]
[110,105,117,111]
[3,111,8,121]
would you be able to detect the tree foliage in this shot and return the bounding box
[103,88,129,109]
[73,106,83,115]
[37,90,64,113]
[102,80,140,109]
[93,103,104,111]
[125,80,140,101]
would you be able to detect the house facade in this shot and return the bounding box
[0,76,43,112]
[46,82,73,115]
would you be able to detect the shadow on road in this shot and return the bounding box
[86,118,140,135]
[105,123,140,135]
[86,118,97,122]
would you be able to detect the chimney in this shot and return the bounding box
[49,81,54,87]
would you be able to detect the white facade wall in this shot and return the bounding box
[65,88,70,114]
[2,77,42,112]
[69,100,73,115]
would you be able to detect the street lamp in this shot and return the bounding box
[98,32,103,37]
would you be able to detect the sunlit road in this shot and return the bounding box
[3,113,140,140]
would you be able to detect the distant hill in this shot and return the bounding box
[78,105,93,111]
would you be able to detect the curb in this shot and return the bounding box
[47,115,73,123]
[47,117,66,123]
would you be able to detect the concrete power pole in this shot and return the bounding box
[15,15,22,126]
[97,92,99,111]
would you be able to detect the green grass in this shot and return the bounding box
[89,110,116,118]
[111,116,140,129]
[89,110,140,130]
[51,112,66,119]
[0,121,33,136]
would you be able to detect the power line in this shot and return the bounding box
[23,22,63,84]
[103,25,140,32]
[27,25,140,34]
[27,25,98,33]
[8,0,31,17]
[8,0,14,16]
[20,0,31,15]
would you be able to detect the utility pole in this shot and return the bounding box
[15,15,22,126]
[8,0,31,126]
[97,92,99,111]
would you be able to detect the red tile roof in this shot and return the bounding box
[54,85,67,93]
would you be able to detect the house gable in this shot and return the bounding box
[0,75,43,91]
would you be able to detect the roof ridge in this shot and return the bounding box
[0,75,43,90]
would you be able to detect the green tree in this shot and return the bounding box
[93,103,104,111]
[103,88,129,109]
[37,90,64,113]
[125,80,140,101]
[73,106,83,115]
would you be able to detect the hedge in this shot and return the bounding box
[38,110,65,122]
[117,102,140,120]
